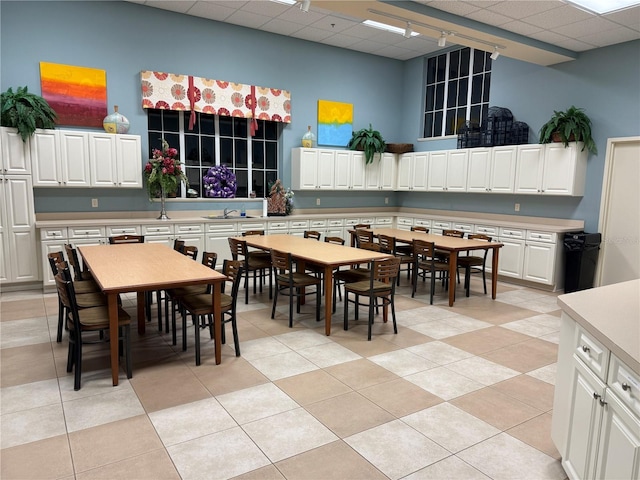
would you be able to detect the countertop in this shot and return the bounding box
[558,279,640,374]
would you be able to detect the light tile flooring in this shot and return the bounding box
[1,275,568,480]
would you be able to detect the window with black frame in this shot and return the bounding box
[147,109,279,198]
[423,47,492,139]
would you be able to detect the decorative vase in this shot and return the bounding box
[157,186,170,220]
[301,125,315,148]
[103,105,130,134]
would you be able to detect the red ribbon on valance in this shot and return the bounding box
[188,75,196,130]
[250,85,258,137]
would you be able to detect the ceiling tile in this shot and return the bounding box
[260,18,305,36]
[464,8,514,27]
[605,7,640,30]
[577,26,640,47]
[225,10,272,28]
[522,4,594,29]
[187,2,236,21]
[558,17,621,39]
[420,1,482,16]
[499,20,544,36]
[553,37,599,51]
[486,1,561,20]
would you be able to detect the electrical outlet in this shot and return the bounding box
[385,197,389,204]
[515,203,520,212]
[91,198,99,208]
[316,198,321,206]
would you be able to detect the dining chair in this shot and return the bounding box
[179,259,243,365]
[229,237,272,304]
[378,234,413,286]
[166,251,217,346]
[270,249,321,327]
[395,225,429,256]
[435,229,465,286]
[412,239,451,303]
[108,234,145,244]
[343,256,401,340]
[332,230,375,312]
[64,244,98,285]
[457,234,493,297]
[54,271,132,390]
[303,230,322,241]
[182,245,199,261]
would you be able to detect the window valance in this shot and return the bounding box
[140,71,291,133]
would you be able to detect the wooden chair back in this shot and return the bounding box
[442,229,465,238]
[354,229,374,248]
[324,236,345,245]
[411,226,429,233]
[304,230,321,241]
[182,245,198,261]
[242,230,265,236]
[108,235,145,244]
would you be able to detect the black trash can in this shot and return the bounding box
[563,232,602,293]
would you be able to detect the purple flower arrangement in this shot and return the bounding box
[203,165,237,198]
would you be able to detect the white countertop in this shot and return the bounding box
[558,279,640,374]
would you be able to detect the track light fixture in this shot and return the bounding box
[404,22,413,39]
[438,31,447,47]
[490,46,500,60]
[299,0,310,13]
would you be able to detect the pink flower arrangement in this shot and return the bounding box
[144,139,188,199]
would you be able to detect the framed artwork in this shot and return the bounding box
[40,62,107,128]
[317,99,353,147]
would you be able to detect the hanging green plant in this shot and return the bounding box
[347,124,386,164]
[1,86,57,142]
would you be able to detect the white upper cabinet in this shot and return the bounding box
[0,127,31,174]
[31,128,141,188]
[333,150,365,190]
[291,147,335,190]
[491,146,517,193]
[396,152,428,191]
[427,149,468,191]
[365,152,395,190]
[466,148,492,193]
[515,142,587,196]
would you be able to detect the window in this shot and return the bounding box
[423,47,492,138]
[147,109,280,198]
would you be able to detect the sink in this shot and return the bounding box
[203,215,258,219]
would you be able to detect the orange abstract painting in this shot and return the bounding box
[40,62,107,128]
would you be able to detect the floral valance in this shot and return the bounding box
[140,70,291,134]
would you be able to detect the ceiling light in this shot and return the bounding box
[363,20,419,37]
[490,47,500,60]
[438,31,447,47]
[299,0,311,13]
[270,0,297,5]
[404,22,413,39]
[566,0,640,14]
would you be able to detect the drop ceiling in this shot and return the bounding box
[128,0,640,65]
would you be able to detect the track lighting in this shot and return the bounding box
[404,22,413,39]
[299,0,310,13]
[438,31,447,47]
[490,46,500,60]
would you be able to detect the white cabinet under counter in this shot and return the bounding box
[552,280,640,480]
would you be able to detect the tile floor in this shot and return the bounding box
[0,274,568,480]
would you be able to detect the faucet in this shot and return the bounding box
[223,208,237,218]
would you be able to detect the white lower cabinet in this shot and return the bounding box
[523,230,558,286]
[1,175,39,284]
[497,227,525,279]
[205,223,237,265]
[554,317,640,480]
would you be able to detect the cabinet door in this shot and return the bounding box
[90,134,118,186]
[497,237,525,278]
[31,129,61,186]
[490,147,517,193]
[563,357,606,480]
[446,150,468,191]
[294,148,318,190]
[427,150,447,191]
[364,156,382,189]
[350,151,366,190]
[3,175,38,282]
[316,149,335,189]
[0,179,8,282]
[515,144,544,194]
[1,127,31,174]
[413,152,429,190]
[333,150,351,190]
[595,390,640,480]
[542,143,587,196]
[523,241,556,285]
[467,148,491,193]
[116,134,142,187]
[378,153,395,190]
[396,153,413,190]
[59,131,90,187]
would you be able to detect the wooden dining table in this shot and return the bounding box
[78,243,227,386]
[358,228,504,307]
[233,234,392,336]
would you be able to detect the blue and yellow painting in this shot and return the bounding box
[317,100,353,147]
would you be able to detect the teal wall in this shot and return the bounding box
[2,1,639,231]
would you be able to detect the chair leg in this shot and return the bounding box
[124,325,132,379]
[74,335,82,391]
[288,287,294,328]
[465,266,471,297]
[482,268,487,294]
[343,290,349,331]
[57,301,65,343]
[182,313,188,351]
[193,313,201,366]
[231,317,240,356]
[316,285,321,322]
[367,294,375,341]
[271,286,279,319]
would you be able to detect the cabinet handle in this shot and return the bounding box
[622,382,631,391]
[582,345,590,353]
[599,398,607,407]
[593,392,601,400]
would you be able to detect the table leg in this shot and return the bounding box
[323,265,333,335]
[108,293,119,386]
[448,251,458,307]
[137,291,146,334]
[213,282,222,364]
[491,247,499,299]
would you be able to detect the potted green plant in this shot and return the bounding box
[1,86,57,142]
[347,124,386,164]
[539,105,597,154]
